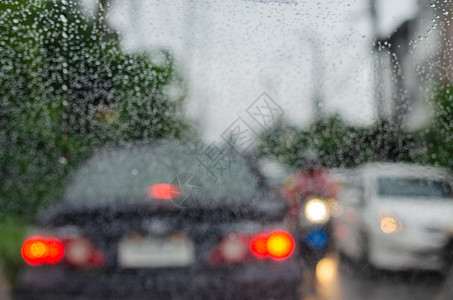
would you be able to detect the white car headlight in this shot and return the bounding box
[305,198,330,224]
[379,216,403,234]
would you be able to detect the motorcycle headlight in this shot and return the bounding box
[305,198,330,224]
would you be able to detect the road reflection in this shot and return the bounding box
[302,254,450,300]
[315,257,340,299]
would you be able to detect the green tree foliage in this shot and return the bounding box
[40,0,192,144]
[258,114,425,169]
[425,83,453,169]
[0,0,193,218]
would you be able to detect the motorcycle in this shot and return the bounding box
[297,196,337,265]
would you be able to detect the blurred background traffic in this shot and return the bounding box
[2,0,453,299]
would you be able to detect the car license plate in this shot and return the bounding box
[118,232,195,268]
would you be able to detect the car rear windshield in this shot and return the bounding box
[377,177,453,199]
[63,142,268,207]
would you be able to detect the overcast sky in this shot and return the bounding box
[106,0,419,141]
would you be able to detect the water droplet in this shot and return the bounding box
[59,156,68,164]
[60,14,67,23]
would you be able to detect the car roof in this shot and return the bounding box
[357,162,452,181]
[62,140,274,207]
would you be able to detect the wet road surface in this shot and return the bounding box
[303,254,452,300]
[0,265,10,300]
[3,254,451,300]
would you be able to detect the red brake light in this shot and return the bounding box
[250,231,295,260]
[21,236,65,266]
[44,238,65,264]
[249,234,268,259]
[147,184,181,199]
[22,235,105,268]
[266,231,295,260]
[210,230,295,265]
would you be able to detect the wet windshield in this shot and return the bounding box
[377,177,453,199]
[3,1,453,300]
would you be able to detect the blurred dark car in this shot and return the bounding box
[14,141,302,300]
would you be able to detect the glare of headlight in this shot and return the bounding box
[305,199,329,223]
[316,257,337,284]
[380,216,402,234]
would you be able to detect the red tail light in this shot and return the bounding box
[147,184,181,199]
[21,235,105,268]
[249,233,268,259]
[21,236,65,266]
[250,230,295,260]
[265,231,295,260]
[209,230,295,265]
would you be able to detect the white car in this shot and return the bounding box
[334,163,453,271]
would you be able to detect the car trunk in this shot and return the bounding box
[37,200,288,271]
